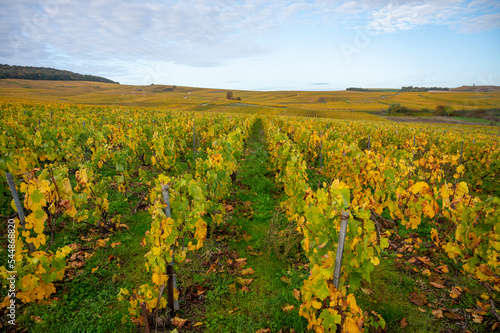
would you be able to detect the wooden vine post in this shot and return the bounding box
[5,173,36,253]
[192,120,197,167]
[319,131,323,172]
[161,184,179,315]
[333,210,350,289]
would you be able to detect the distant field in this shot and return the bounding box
[1,79,499,121]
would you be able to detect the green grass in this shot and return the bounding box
[452,116,498,125]
[355,257,441,333]
[14,210,152,333]
[176,118,308,332]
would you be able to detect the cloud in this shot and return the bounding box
[1,0,291,68]
[363,0,500,33]
[458,12,500,32]
[2,1,498,67]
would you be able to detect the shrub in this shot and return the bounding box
[388,103,409,113]
[435,105,453,116]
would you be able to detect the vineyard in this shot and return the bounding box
[0,98,499,333]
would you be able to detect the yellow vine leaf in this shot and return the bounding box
[21,274,39,291]
[27,234,46,249]
[410,182,428,195]
[152,272,168,286]
[422,204,435,219]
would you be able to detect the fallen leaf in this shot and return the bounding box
[422,269,431,276]
[492,322,499,330]
[241,285,250,292]
[400,317,408,328]
[228,308,239,314]
[430,281,445,289]
[449,286,462,299]
[435,265,449,273]
[69,261,85,268]
[235,258,247,267]
[193,322,204,327]
[408,257,417,264]
[235,277,253,286]
[195,285,207,295]
[31,316,43,324]
[70,251,84,261]
[96,238,109,248]
[207,264,217,274]
[479,264,494,276]
[431,309,444,319]
[171,317,188,328]
[472,313,483,323]
[255,329,271,333]
[68,243,80,251]
[242,233,252,242]
[246,245,254,251]
[475,301,489,315]
[249,251,263,256]
[91,266,99,274]
[417,256,431,266]
[228,283,237,294]
[282,304,295,312]
[429,276,446,289]
[361,288,374,295]
[240,267,255,276]
[225,205,234,212]
[409,290,428,306]
[244,201,252,207]
[108,255,116,262]
[444,311,464,320]
[80,236,92,242]
[118,224,129,229]
[280,276,292,285]
[293,289,301,301]
[418,308,427,313]
[111,242,121,248]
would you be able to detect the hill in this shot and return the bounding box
[450,85,500,92]
[0,64,119,84]
[0,79,499,125]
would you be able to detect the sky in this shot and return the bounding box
[1,0,499,91]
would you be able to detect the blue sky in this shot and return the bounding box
[1,0,499,91]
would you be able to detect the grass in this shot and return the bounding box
[176,118,308,332]
[452,116,498,125]
[8,208,152,333]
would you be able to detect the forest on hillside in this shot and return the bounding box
[0,64,118,84]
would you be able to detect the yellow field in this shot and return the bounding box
[0,79,498,121]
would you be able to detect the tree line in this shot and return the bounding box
[346,86,450,92]
[0,64,119,84]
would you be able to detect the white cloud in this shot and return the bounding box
[458,12,500,32]
[1,0,292,67]
[364,0,500,33]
